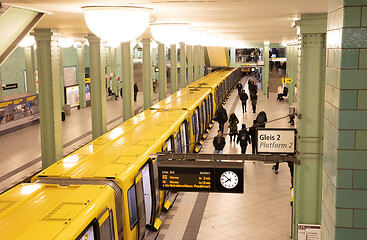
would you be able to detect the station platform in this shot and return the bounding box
[0,90,161,193]
[156,76,294,240]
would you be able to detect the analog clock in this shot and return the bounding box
[220,171,239,189]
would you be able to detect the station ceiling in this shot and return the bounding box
[6,0,328,44]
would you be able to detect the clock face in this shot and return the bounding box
[220,171,239,189]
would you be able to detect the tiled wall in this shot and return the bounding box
[323,1,367,239]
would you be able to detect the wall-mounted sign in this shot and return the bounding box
[85,78,90,83]
[158,160,244,193]
[257,128,296,154]
[65,85,80,108]
[2,83,18,90]
[282,78,292,83]
[63,66,77,87]
[298,224,321,240]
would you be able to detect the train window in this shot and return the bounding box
[127,185,139,230]
[186,120,191,152]
[135,175,146,239]
[141,163,153,226]
[76,219,99,240]
[203,100,207,128]
[175,132,182,154]
[152,159,160,213]
[180,123,187,153]
[191,114,196,135]
[195,108,200,138]
[209,94,213,121]
[200,106,204,135]
[100,210,115,240]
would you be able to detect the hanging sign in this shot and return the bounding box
[257,128,296,154]
[282,78,292,83]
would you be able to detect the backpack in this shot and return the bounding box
[240,91,248,101]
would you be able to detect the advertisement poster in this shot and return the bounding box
[85,78,91,101]
[64,66,77,87]
[65,85,80,108]
[0,95,40,133]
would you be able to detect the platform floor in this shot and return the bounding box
[157,76,294,240]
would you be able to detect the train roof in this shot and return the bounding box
[187,68,235,89]
[36,109,188,181]
[150,87,212,112]
[0,183,114,240]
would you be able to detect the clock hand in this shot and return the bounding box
[225,178,231,183]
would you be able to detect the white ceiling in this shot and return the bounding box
[6,0,328,44]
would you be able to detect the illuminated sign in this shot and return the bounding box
[257,128,296,154]
[282,78,292,83]
[158,161,244,193]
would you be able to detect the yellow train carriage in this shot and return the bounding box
[33,109,190,240]
[0,183,119,240]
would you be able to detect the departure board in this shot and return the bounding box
[158,160,244,193]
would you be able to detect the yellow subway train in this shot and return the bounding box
[0,68,241,240]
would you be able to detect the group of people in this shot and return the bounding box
[236,79,259,114]
[213,104,268,155]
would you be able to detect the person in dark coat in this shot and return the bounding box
[215,105,228,133]
[228,113,239,142]
[250,93,258,113]
[134,83,139,102]
[256,110,267,128]
[213,130,226,154]
[240,90,248,113]
[249,120,258,154]
[236,81,243,96]
[237,124,251,154]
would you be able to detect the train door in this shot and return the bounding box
[134,173,146,239]
[141,163,153,226]
[99,209,116,240]
[175,132,182,153]
[152,158,160,216]
[202,100,207,131]
[198,106,203,137]
[209,94,213,122]
[179,122,188,153]
[194,108,200,142]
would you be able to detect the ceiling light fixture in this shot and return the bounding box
[82,6,152,43]
[58,38,74,48]
[150,23,190,45]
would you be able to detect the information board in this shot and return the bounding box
[158,160,244,193]
[64,66,77,87]
[298,224,321,240]
[257,128,296,154]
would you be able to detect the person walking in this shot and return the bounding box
[228,113,239,142]
[249,120,258,154]
[256,110,268,128]
[213,130,226,154]
[240,89,248,113]
[250,93,258,113]
[134,83,139,102]
[237,124,251,154]
[215,105,228,133]
[236,81,243,96]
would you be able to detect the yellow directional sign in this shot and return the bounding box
[282,78,292,83]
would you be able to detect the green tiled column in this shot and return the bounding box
[199,46,204,78]
[121,41,134,121]
[230,47,236,67]
[262,42,269,95]
[286,43,297,104]
[180,42,186,88]
[24,46,37,94]
[152,45,158,84]
[170,44,178,94]
[187,45,193,84]
[142,38,152,110]
[86,34,107,139]
[0,65,3,101]
[193,45,199,81]
[33,29,63,169]
[322,2,367,240]
[111,47,117,94]
[293,14,327,239]
[76,45,86,108]
[158,43,167,101]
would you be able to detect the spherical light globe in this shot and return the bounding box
[82,6,152,43]
[150,23,190,45]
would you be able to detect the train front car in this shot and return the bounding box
[0,183,119,240]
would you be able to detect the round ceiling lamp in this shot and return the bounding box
[150,23,190,45]
[183,30,207,46]
[82,6,152,43]
[18,36,35,47]
[58,38,74,48]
